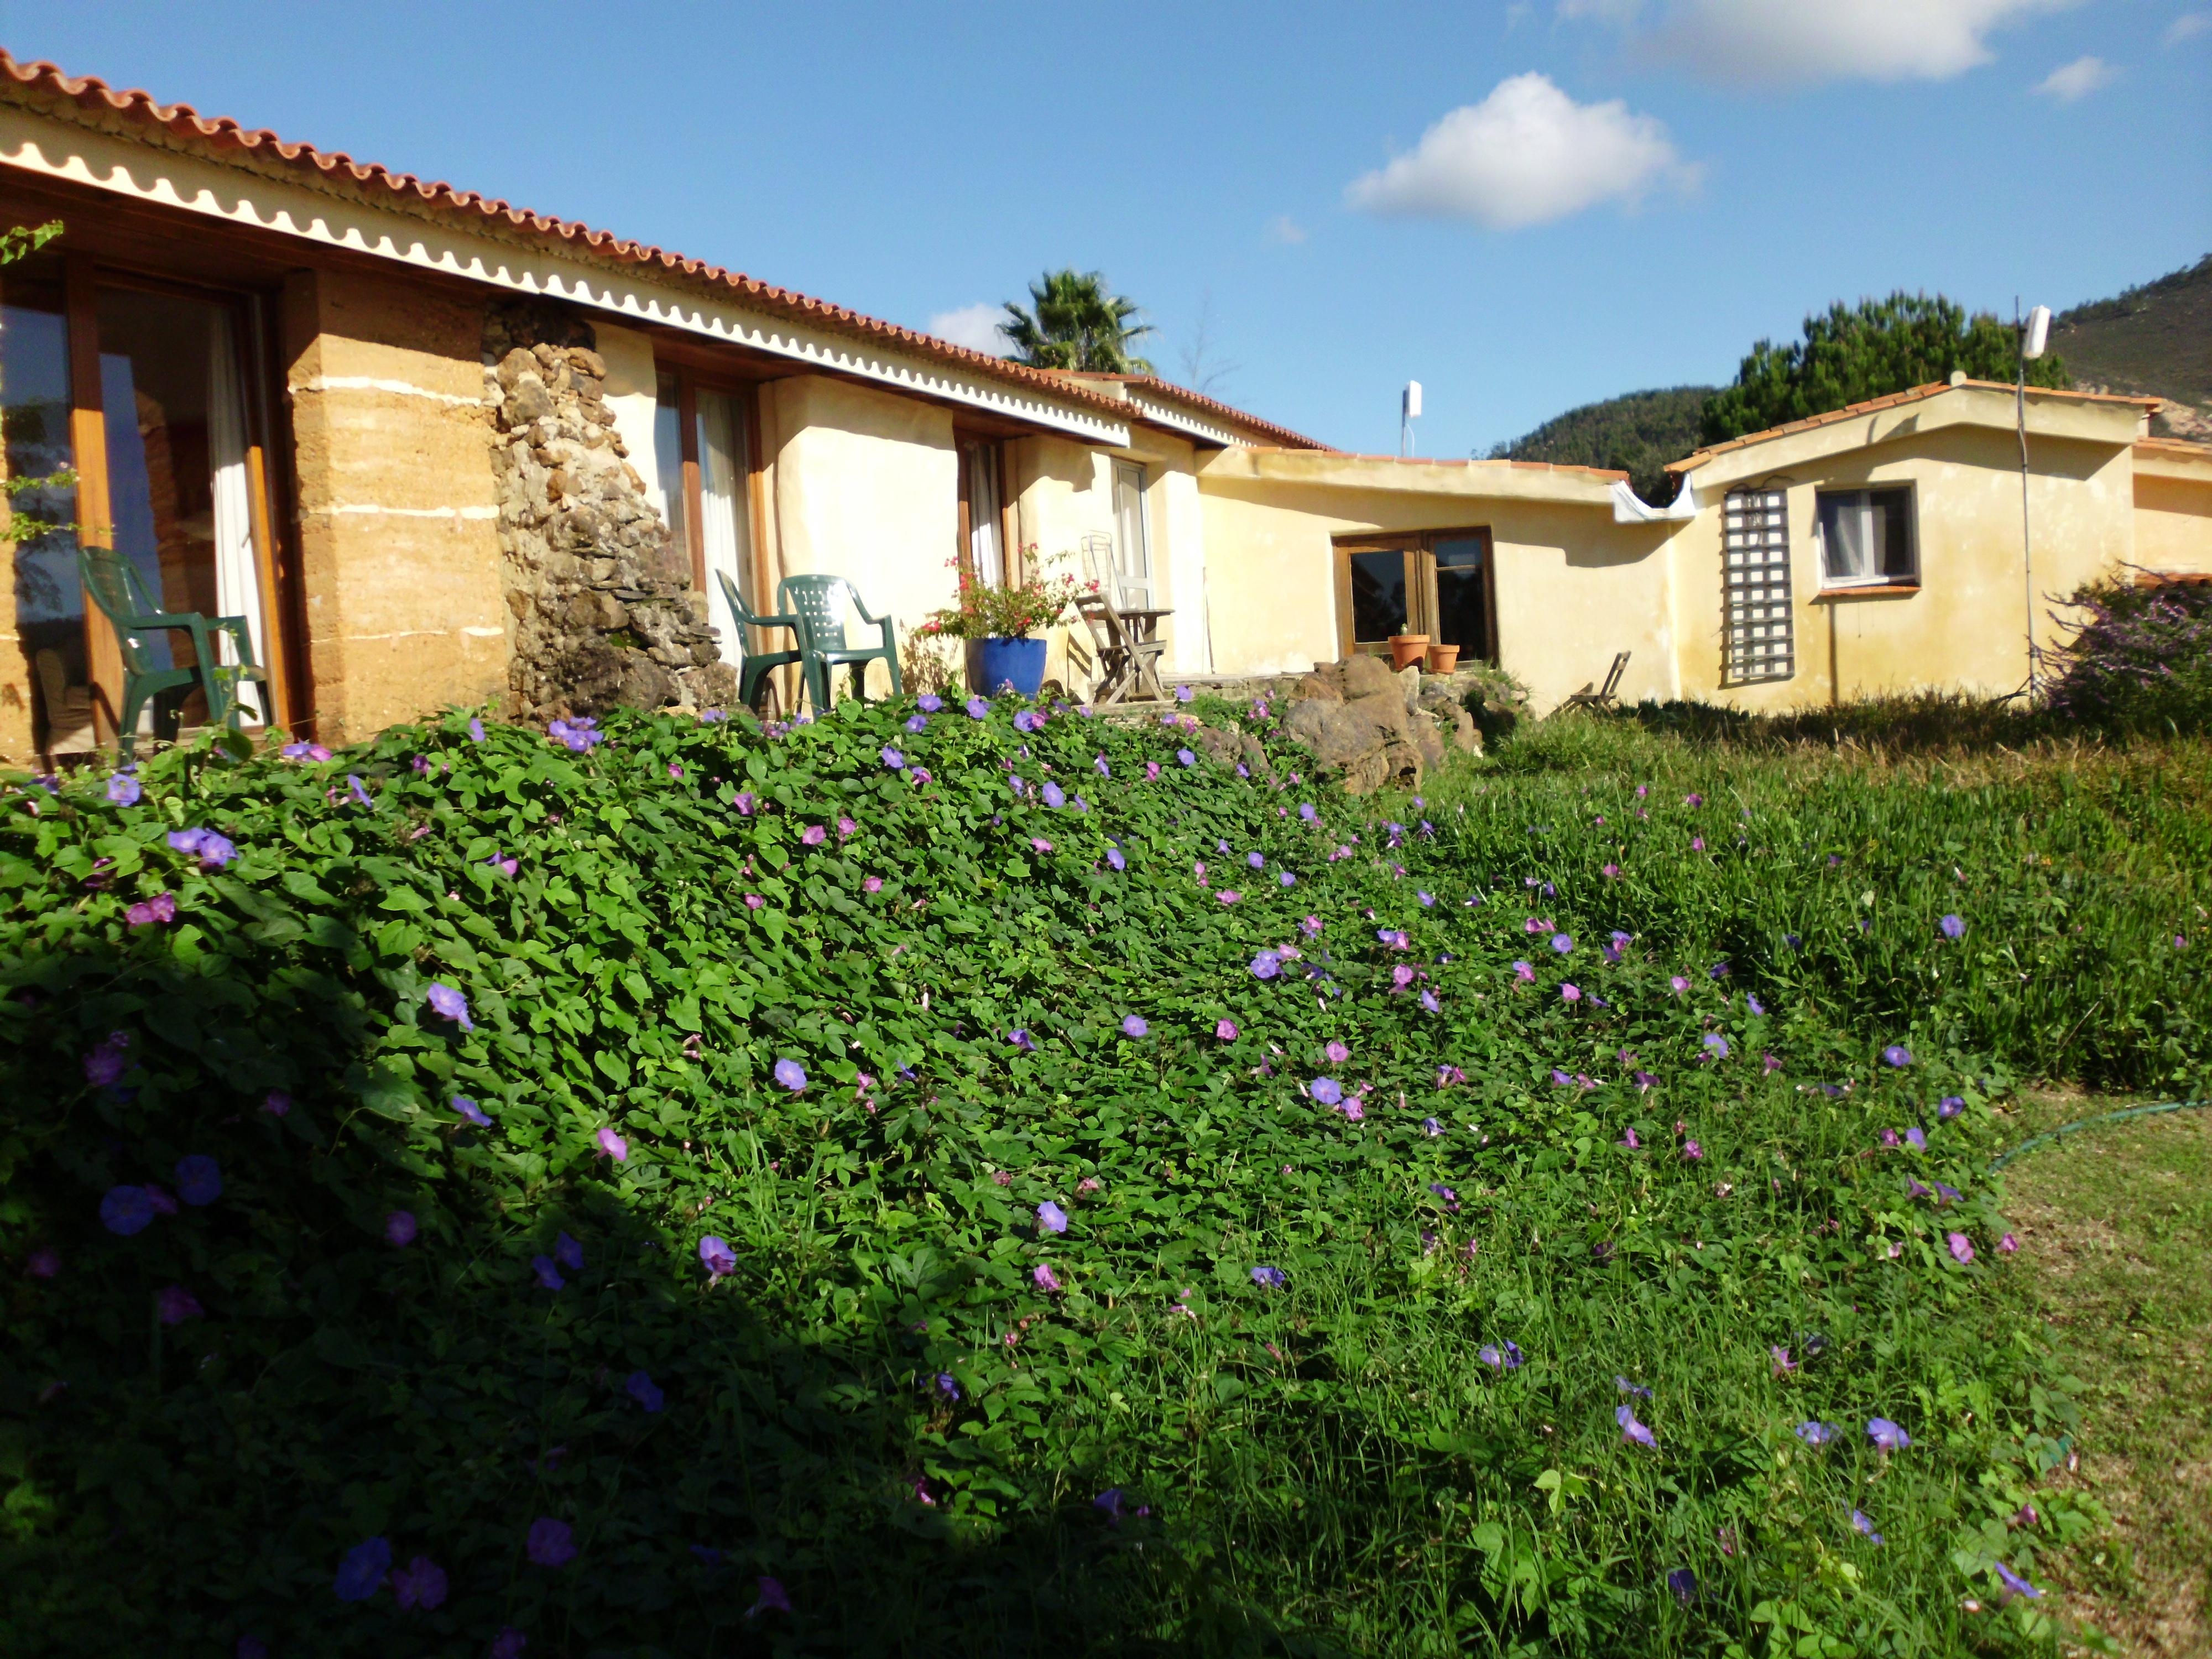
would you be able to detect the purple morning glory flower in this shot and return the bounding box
[1032,1263,1061,1291]
[531,1255,566,1290]
[1616,1376,1652,1399]
[1177,748,1197,767]
[425,983,473,1031]
[1939,914,1965,940]
[1905,1126,1926,1150]
[174,1156,222,1206]
[774,1058,806,1092]
[1478,1339,1522,1369]
[106,771,142,806]
[1667,1567,1697,1605]
[1550,933,1573,954]
[1851,1509,1884,1545]
[1037,1201,1069,1234]
[1618,1405,1656,1447]
[1299,802,1317,821]
[1310,1077,1343,1105]
[1250,1265,1286,1288]
[333,1537,392,1601]
[385,1211,418,1246]
[554,1232,583,1272]
[1796,1420,1837,1447]
[905,713,928,734]
[156,1284,203,1324]
[1866,1417,1910,1452]
[1702,1034,1730,1059]
[749,1575,792,1616]
[917,693,945,713]
[526,1517,576,1568]
[346,774,375,807]
[1746,994,1765,1016]
[1421,990,1441,1013]
[1120,1014,1149,1039]
[1994,1561,2043,1599]
[1251,951,1283,979]
[1947,1232,1975,1264]
[700,1235,737,1277]
[124,893,178,927]
[880,747,904,769]
[1939,1095,1964,1118]
[596,1126,629,1161]
[391,1555,448,1611]
[453,1095,492,1126]
[1216,1019,1240,1040]
[1511,961,1535,983]
[933,1371,961,1402]
[1009,1029,1037,1053]
[467,716,486,742]
[1105,846,1127,871]
[965,697,989,719]
[100,1186,155,1237]
[83,1032,131,1088]
[1561,985,1582,1004]
[625,1369,665,1412]
[1422,1117,1443,1136]
[1044,781,1067,808]
[1882,1045,1912,1068]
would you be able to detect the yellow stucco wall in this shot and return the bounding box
[1670,416,2139,708]
[281,267,508,744]
[1195,454,1675,709]
[2131,446,2212,576]
[761,374,961,701]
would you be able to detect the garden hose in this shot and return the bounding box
[1986,1097,2212,1172]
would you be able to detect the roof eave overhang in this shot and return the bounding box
[0,100,1132,447]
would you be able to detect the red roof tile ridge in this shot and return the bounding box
[0,50,1158,431]
[1235,447,1627,482]
[1054,371,1333,450]
[1670,378,2157,471]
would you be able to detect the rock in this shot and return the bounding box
[1451,708,1481,754]
[1398,662,1423,713]
[1284,697,1384,771]
[1340,654,1397,701]
[1293,672,1342,703]
[1413,719,1445,770]
[1343,690,1410,747]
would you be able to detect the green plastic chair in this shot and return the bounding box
[78,544,271,761]
[779,574,902,709]
[713,570,805,714]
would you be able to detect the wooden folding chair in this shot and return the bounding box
[1073,590,1166,705]
[1562,651,1630,710]
[1569,650,1629,707]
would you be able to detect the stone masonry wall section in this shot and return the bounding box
[481,302,734,721]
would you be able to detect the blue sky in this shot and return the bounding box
[16,1,2210,456]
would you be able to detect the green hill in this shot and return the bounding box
[2052,253,2212,436]
[1486,384,1712,504]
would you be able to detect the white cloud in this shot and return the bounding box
[1266,214,1308,244]
[1564,0,2075,85]
[2033,53,2117,99]
[2166,11,2210,42]
[925,302,1009,356]
[1344,74,1694,230]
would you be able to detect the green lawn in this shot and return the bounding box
[1997,1093,2212,1658]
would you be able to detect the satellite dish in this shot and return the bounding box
[2022,306,2052,361]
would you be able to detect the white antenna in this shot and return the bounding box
[1400,380,1422,457]
[2022,305,2052,361]
[2015,300,2049,696]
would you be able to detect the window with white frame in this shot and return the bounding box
[1112,461,1154,608]
[1817,486,1916,588]
[1722,487,1794,683]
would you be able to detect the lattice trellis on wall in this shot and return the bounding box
[1722,488,1794,683]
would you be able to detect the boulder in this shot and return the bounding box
[1397,662,1423,712]
[1451,707,1482,754]
[1293,672,1343,703]
[1340,654,1399,701]
[1344,690,1411,747]
[1284,696,1383,772]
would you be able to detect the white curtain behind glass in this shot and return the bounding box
[206,310,266,721]
[1113,462,1152,606]
[1819,493,1872,583]
[696,392,750,670]
[966,444,1004,588]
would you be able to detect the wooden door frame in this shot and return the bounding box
[1331,527,1495,660]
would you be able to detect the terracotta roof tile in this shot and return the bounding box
[1235,448,1627,482]
[1053,373,1332,451]
[1669,379,2159,472]
[0,50,1171,435]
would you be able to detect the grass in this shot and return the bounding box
[3,693,2208,1656]
[1995,1092,2212,1658]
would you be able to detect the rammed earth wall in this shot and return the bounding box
[480,302,734,722]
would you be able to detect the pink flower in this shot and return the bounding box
[801,825,827,846]
[1032,1264,1061,1292]
[1343,1102,1365,1121]
[1324,1041,1349,1063]
[1602,863,1620,878]
[1947,1232,1975,1264]
[863,875,884,893]
[837,816,858,838]
[1217,889,1240,904]
[1691,837,1705,852]
[1561,983,1581,1003]
[596,1126,628,1162]
[125,893,178,928]
[1681,1140,1703,1161]
[1030,837,1053,854]
[1999,1232,2018,1253]
[1215,1019,1240,1040]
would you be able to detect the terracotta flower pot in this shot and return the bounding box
[1387,634,1430,672]
[1425,644,1461,674]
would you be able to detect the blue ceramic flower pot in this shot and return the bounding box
[974,637,1047,698]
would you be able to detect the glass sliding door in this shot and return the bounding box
[1333,529,1495,661]
[1431,533,1493,661]
[95,285,270,725]
[2,262,87,753]
[695,390,752,669]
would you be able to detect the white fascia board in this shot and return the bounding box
[0,107,1131,448]
[1126,394,1238,448]
[1610,477,1700,523]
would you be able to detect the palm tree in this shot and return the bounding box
[1000,269,1155,374]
